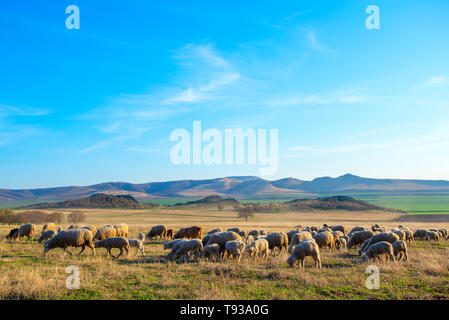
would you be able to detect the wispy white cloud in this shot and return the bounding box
[423,76,448,87]
[304,29,335,53]
[267,89,369,107]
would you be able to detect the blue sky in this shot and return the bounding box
[1,0,449,188]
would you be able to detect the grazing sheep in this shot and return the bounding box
[128,239,145,257]
[227,227,241,234]
[425,231,440,242]
[347,230,374,250]
[359,232,400,255]
[238,230,246,238]
[259,230,267,236]
[6,228,19,240]
[265,232,288,256]
[205,231,242,253]
[287,240,321,268]
[413,229,428,240]
[332,231,344,243]
[287,229,300,243]
[114,223,129,238]
[38,230,57,243]
[392,240,408,261]
[224,240,246,261]
[335,237,348,251]
[202,243,221,262]
[95,237,130,259]
[165,228,174,240]
[403,229,415,244]
[17,224,35,241]
[44,229,95,256]
[138,232,145,241]
[318,227,333,234]
[391,229,406,241]
[288,231,313,253]
[248,230,260,237]
[94,226,117,241]
[348,226,366,236]
[68,224,81,230]
[245,239,269,260]
[439,228,448,240]
[42,223,57,232]
[207,228,222,234]
[361,241,396,263]
[164,238,188,251]
[313,231,335,251]
[202,232,219,246]
[174,226,202,240]
[169,239,203,263]
[146,225,167,240]
[329,225,346,235]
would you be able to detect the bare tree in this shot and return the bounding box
[237,205,255,221]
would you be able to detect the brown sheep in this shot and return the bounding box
[174,226,202,239]
[166,228,174,240]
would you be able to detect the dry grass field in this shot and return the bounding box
[0,207,448,300]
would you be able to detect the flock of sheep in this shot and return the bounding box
[4,222,448,268]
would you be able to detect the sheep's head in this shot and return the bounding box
[94,241,103,248]
[361,253,369,263]
[286,255,296,267]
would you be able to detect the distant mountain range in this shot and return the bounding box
[2,174,449,204]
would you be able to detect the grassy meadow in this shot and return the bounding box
[0,206,448,300]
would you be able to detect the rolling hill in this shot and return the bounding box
[3,174,449,205]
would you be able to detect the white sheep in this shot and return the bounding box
[168,239,203,262]
[287,239,321,268]
[138,232,145,241]
[245,239,269,260]
[224,240,246,262]
[361,241,396,263]
[202,243,221,262]
[95,237,130,259]
[425,231,440,242]
[128,239,145,257]
[392,240,408,261]
[44,229,95,256]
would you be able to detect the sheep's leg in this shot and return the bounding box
[64,248,73,256]
[90,245,96,256]
[114,248,124,259]
[77,246,86,256]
